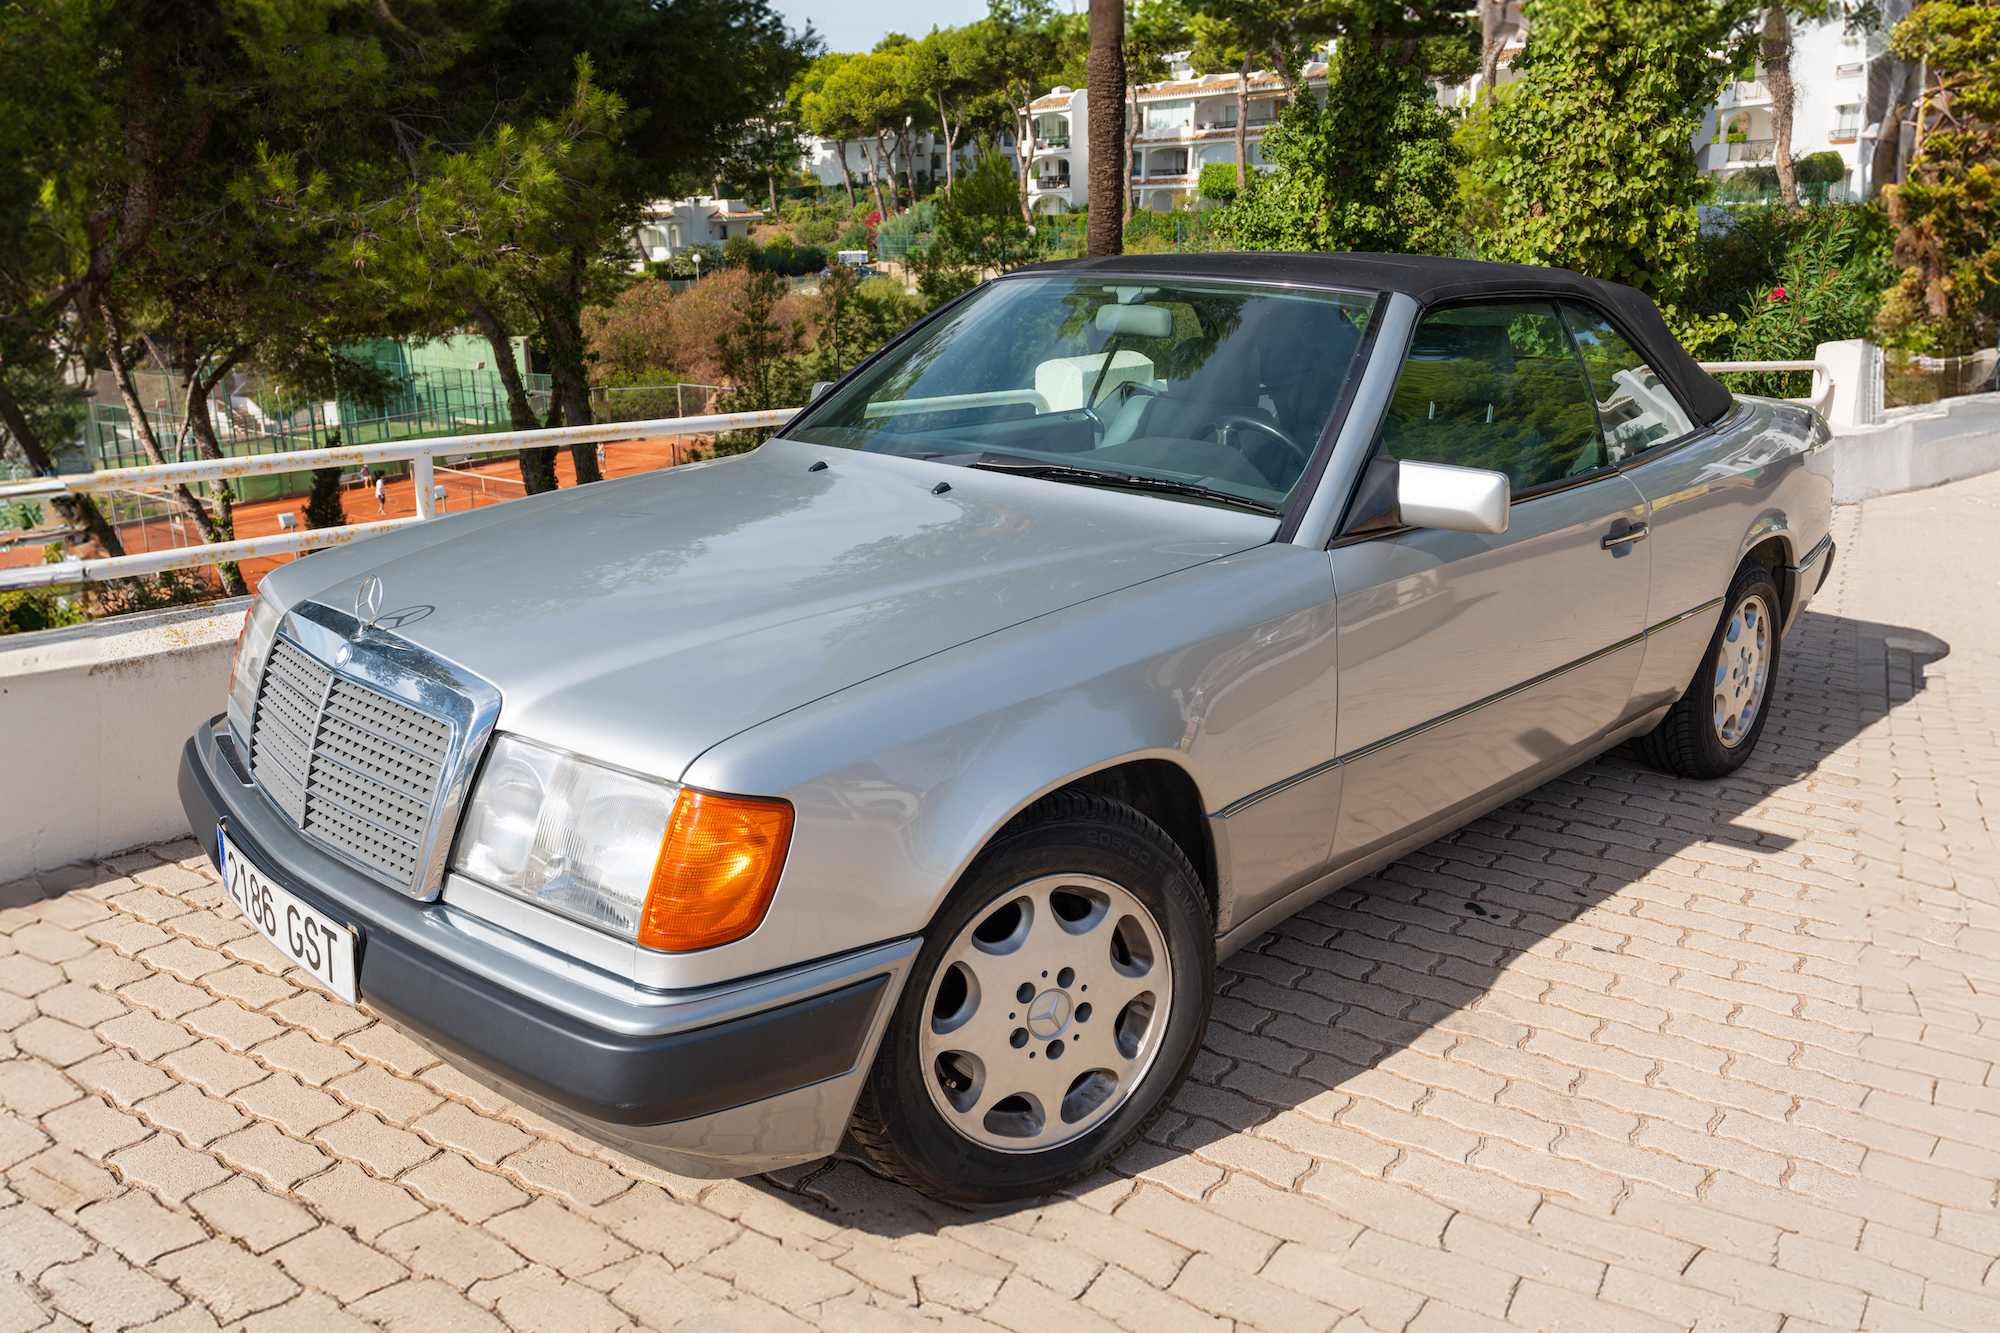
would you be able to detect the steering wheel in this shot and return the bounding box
[1194,413,1312,471]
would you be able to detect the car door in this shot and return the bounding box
[1555,301,1748,715]
[1327,299,1653,867]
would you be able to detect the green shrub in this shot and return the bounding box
[1794,151,1847,184]
[795,216,840,245]
[0,589,84,635]
[1198,162,1239,203]
[1703,209,1896,395]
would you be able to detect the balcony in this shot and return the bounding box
[1032,175,1071,191]
[1722,79,1771,106]
[1038,136,1069,150]
[1727,138,1776,162]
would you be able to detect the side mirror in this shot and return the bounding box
[1397,459,1510,534]
[1340,455,1511,538]
[810,381,835,402]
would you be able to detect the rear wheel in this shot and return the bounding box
[850,790,1213,1204]
[1632,560,1781,779]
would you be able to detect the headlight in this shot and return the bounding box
[453,735,793,952]
[226,586,283,749]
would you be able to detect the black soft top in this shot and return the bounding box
[1017,252,1733,428]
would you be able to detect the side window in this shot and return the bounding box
[1559,303,1697,461]
[1380,302,1603,494]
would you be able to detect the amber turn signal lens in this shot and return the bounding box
[637,789,793,952]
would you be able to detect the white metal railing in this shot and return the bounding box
[0,407,797,592]
[1726,138,1777,162]
[1700,359,1834,417]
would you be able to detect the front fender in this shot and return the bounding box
[684,543,1342,965]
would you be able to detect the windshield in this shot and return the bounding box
[786,274,1376,514]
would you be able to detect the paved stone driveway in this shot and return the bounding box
[3,472,1997,1332]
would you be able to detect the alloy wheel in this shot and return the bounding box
[918,873,1174,1153]
[1712,592,1771,748]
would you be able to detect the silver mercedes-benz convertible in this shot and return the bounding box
[180,253,1834,1203]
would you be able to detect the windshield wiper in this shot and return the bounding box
[968,456,1280,516]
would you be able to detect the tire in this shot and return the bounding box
[1632,560,1782,780]
[850,789,1214,1204]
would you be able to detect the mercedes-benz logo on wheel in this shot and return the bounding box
[355,576,385,629]
[1025,988,1072,1039]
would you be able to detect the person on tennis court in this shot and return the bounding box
[374,472,387,514]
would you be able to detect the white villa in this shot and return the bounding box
[804,133,1017,196]
[631,197,766,264]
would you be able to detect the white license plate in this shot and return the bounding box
[217,826,358,1004]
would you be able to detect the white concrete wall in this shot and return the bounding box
[1822,392,2000,503]
[0,599,244,882]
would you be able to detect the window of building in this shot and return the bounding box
[1145,99,1193,130]
[1833,104,1861,139]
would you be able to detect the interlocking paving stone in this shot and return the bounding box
[1,479,1998,1329]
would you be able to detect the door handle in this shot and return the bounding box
[1602,521,1649,550]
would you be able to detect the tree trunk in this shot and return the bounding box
[0,376,124,556]
[1086,0,1125,256]
[99,301,222,546]
[1015,90,1037,224]
[1479,0,1507,100]
[865,135,889,221]
[1127,76,1140,221]
[836,140,857,207]
[463,291,558,493]
[896,123,917,206]
[1764,7,1799,209]
[1871,64,1910,196]
[1235,56,1252,193]
[177,340,249,596]
[937,93,959,193]
[767,169,779,217]
[545,248,601,486]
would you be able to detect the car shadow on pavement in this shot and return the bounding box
[741,609,1951,1234]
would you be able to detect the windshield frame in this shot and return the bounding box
[774,268,1387,531]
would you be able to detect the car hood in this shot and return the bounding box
[269,439,1274,780]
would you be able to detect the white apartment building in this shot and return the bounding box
[631,197,765,265]
[1023,61,1332,214]
[1696,3,1917,201]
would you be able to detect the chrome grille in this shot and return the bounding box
[250,638,454,889]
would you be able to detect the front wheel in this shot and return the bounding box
[850,790,1214,1204]
[1632,560,1782,779]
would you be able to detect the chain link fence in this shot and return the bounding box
[587,383,729,422]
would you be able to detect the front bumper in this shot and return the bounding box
[179,717,915,1177]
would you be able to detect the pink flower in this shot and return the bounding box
[1769,287,1788,301]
